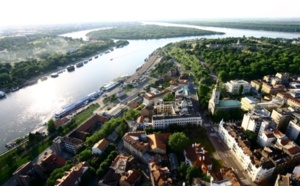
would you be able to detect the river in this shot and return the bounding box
[0,23,299,153]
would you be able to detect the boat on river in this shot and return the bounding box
[76,62,84,68]
[40,76,48,81]
[67,65,75,72]
[100,81,120,92]
[55,91,101,118]
[50,73,59,78]
[0,91,6,99]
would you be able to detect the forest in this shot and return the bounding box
[87,24,223,40]
[159,37,300,109]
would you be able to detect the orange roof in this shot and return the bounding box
[41,154,66,168]
[55,117,70,127]
[55,162,88,186]
[287,146,300,155]
[185,143,212,174]
[76,114,108,132]
[123,132,148,153]
[149,161,174,186]
[120,170,141,185]
[148,133,170,154]
[223,168,243,186]
[94,138,110,151]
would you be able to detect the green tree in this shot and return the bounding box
[186,166,201,184]
[47,119,56,133]
[213,109,229,122]
[245,130,257,145]
[163,92,175,101]
[168,132,189,152]
[238,85,244,95]
[78,149,93,162]
[178,162,189,179]
[218,71,227,82]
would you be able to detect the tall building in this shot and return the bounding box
[271,108,292,133]
[286,113,300,143]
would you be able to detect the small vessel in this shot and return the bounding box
[40,76,48,81]
[10,87,19,92]
[50,73,59,78]
[0,91,6,99]
[67,65,75,72]
[76,62,84,68]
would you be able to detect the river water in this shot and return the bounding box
[0,23,299,153]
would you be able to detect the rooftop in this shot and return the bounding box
[217,100,241,108]
[93,138,110,151]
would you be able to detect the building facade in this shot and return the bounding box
[226,80,251,94]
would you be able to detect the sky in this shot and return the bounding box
[0,0,300,27]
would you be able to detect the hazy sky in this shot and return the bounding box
[1,0,299,27]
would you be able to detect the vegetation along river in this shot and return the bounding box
[0,23,299,153]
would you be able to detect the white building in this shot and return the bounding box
[226,80,251,94]
[152,100,202,129]
[219,120,275,183]
[286,113,300,142]
[92,138,110,155]
[241,109,271,134]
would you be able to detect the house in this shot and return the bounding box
[127,96,143,109]
[92,138,110,155]
[149,160,174,186]
[147,133,171,154]
[55,162,88,186]
[53,114,109,154]
[116,88,126,98]
[123,132,170,163]
[184,143,212,174]
[119,170,141,186]
[35,153,66,178]
[13,162,34,186]
[100,155,141,186]
[212,168,243,186]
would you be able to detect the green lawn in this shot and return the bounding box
[73,103,100,125]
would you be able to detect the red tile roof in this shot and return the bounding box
[94,138,110,151]
[41,154,66,168]
[55,162,88,186]
[76,114,108,132]
[55,117,70,127]
[147,133,171,154]
[123,132,149,153]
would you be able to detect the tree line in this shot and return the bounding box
[179,21,300,32]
